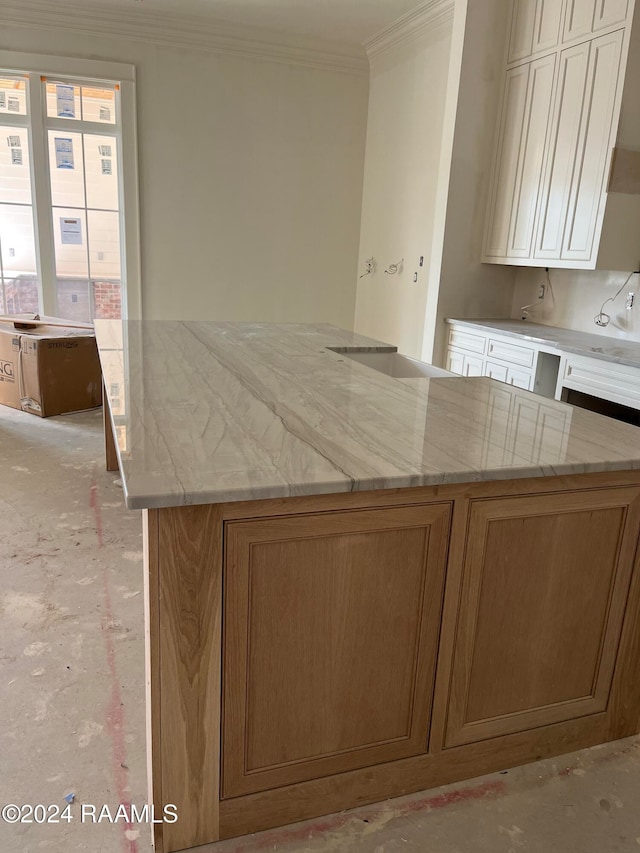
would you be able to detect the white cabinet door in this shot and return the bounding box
[533,0,564,53]
[561,29,623,263]
[446,349,465,375]
[446,349,485,378]
[564,0,597,41]
[594,0,629,30]
[509,0,563,62]
[535,41,591,260]
[507,367,533,390]
[484,361,509,382]
[485,65,530,258]
[508,54,557,257]
[485,55,555,259]
[509,0,539,62]
[463,355,485,377]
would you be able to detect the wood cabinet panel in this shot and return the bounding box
[445,488,640,748]
[222,503,452,797]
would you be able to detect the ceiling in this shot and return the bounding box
[70,0,425,45]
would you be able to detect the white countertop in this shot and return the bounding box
[447,318,640,367]
[96,321,640,510]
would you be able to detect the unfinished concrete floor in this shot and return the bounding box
[1,405,640,853]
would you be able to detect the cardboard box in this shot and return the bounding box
[0,317,102,417]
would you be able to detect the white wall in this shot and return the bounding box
[2,23,369,324]
[425,0,517,367]
[353,17,453,358]
[512,268,640,339]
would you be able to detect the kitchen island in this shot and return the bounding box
[97,321,640,853]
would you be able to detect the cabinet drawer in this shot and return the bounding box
[448,327,487,355]
[562,355,640,409]
[487,337,535,367]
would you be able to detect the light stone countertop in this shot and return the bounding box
[447,318,640,367]
[96,320,640,510]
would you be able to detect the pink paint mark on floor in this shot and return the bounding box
[90,468,138,853]
[222,779,507,853]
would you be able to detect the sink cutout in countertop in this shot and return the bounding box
[336,350,455,379]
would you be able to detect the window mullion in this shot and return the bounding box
[28,75,56,315]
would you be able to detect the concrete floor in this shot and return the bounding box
[1,406,640,853]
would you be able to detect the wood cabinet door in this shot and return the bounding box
[445,487,640,748]
[222,503,452,797]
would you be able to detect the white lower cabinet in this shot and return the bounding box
[449,325,535,391]
[447,321,640,415]
[446,350,484,377]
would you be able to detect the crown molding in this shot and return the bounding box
[0,0,369,75]
[365,0,454,62]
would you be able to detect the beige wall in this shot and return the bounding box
[353,18,453,358]
[425,0,517,367]
[2,23,369,325]
[512,268,640,339]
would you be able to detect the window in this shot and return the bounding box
[0,53,140,321]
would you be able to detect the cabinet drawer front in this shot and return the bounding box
[448,327,487,355]
[222,503,452,797]
[487,337,535,367]
[562,354,640,409]
[445,487,640,747]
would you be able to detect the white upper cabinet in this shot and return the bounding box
[594,0,630,30]
[560,30,623,261]
[485,55,556,258]
[483,0,638,269]
[509,0,564,63]
[564,0,597,41]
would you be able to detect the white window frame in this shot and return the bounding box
[0,50,141,321]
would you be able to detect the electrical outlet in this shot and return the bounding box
[626,292,635,310]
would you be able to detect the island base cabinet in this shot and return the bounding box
[221,504,452,798]
[442,487,640,748]
[144,475,640,852]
